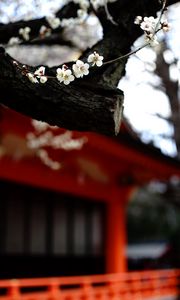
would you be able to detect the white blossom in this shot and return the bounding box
[38,149,61,170]
[56,68,64,83]
[50,131,87,150]
[56,66,75,85]
[8,37,21,46]
[72,60,89,78]
[162,21,171,32]
[39,25,52,37]
[77,9,88,22]
[40,76,48,83]
[134,15,170,48]
[135,15,170,35]
[87,52,104,67]
[140,16,157,34]
[31,120,50,133]
[19,27,31,41]
[27,73,39,83]
[134,16,142,25]
[34,66,48,83]
[62,69,75,85]
[61,17,76,28]
[46,15,61,29]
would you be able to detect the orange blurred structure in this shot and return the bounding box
[0,269,179,300]
[0,107,180,299]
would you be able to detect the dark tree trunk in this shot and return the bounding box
[155,41,180,158]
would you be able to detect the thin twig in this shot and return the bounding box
[153,0,167,35]
[104,0,168,66]
[103,42,150,65]
[104,0,118,26]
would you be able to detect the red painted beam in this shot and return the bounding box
[0,157,114,202]
[1,107,180,186]
[86,133,180,181]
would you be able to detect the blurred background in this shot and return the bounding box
[0,0,180,282]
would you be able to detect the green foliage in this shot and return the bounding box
[127,183,180,243]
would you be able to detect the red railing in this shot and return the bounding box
[0,269,179,300]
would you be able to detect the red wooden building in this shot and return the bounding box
[0,106,179,299]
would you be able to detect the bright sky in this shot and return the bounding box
[119,3,180,157]
[0,0,63,23]
[119,48,177,157]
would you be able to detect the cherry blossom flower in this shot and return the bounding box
[8,37,21,46]
[39,76,48,83]
[19,27,31,41]
[61,17,76,27]
[34,66,48,83]
[56,68,64,83]
[134,14,170,48]
[134,16,142,25]
[62,69,75,85]
[72,60,89,78]
[31,120,50,133]
[38,149,61,170]
[162,21,171,32]
[46,15,61,29]
[10,0,172,87]
[77,9,88,22]
[39,25,52,37]
[87,52,104,67]
[26,119,87,170]
[56,66,75,85]
[27,73,39,83]
[140,16,157,34]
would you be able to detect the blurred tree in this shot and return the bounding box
[155,39,180,158]
[127,184,180,243]
[127,183,180,268]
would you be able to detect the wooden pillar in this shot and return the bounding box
[106,188,133,274]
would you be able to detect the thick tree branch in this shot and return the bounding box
[0,49,123,135]
[0,2,79,45]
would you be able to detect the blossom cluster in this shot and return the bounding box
[134,15,170,46]
[44,0,118,30]
[8,26,31,45]
[7,0,118,46]
[8,0,89,46]
[27,66,48,84]
[27,120,87,170]
[26,51,104,85]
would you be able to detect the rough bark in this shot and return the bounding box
[0,48,123,135]
[0,0,179,135]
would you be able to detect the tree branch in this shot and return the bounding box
[0,48,123,135]
[0,0,180,135]
[0,2,79,45]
